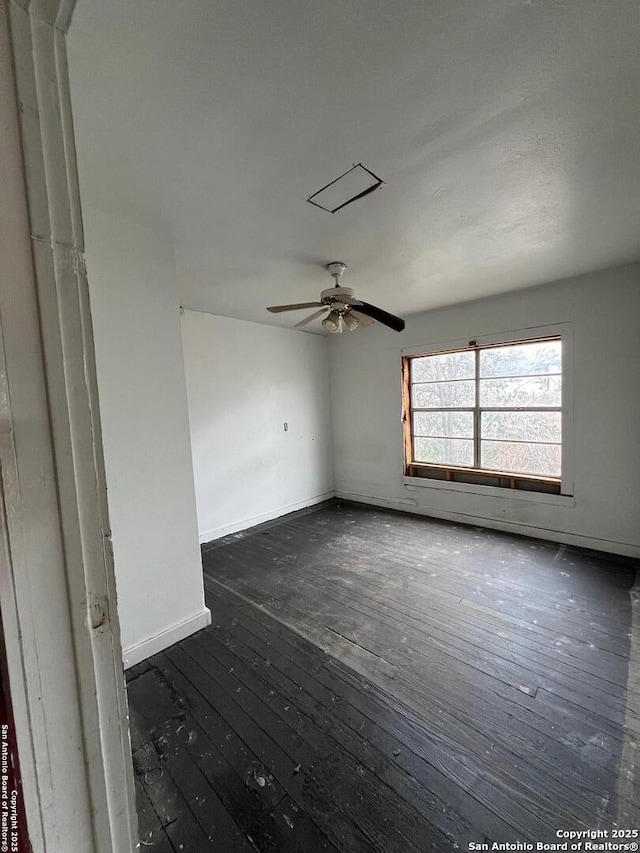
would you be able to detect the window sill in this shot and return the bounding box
[402,475,575,506]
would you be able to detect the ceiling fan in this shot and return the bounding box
[267,262,405,333]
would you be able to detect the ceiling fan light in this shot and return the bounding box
[322,310,342,333]
[342,311,359,331]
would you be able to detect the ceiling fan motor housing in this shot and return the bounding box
[320,286,354,307]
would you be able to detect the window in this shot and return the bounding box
[403,337,563,494]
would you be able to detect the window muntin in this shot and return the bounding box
[405,338,562,481]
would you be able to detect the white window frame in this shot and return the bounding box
[402,322,574,505]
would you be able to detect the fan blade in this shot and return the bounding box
[350,309,375,328]
[295,307,328,328]
[353,301,405,332]
[267,302,323,313]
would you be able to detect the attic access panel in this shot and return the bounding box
[307,163,384,213]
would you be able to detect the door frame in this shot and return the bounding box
[0,1,137,849]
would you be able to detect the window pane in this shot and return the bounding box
[413,411,474,438]
[480,375,561,407]
[481,440,561,477]
[480,340,561,378]
[412,351,475,383]
[481,411,561,443]
[412,380,475,409]
[414,437,474,467]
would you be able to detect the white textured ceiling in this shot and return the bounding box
[68,0,640,329]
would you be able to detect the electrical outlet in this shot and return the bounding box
[283,423,288,431]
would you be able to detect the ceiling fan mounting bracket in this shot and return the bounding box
[326,261,347,280]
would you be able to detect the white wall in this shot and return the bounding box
[181,310,334,542]
[330,263,640,557]
[84,208,210,665]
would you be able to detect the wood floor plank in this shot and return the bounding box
[254,545,632,670]
[299,574,631,712]
[134,776,175,853]
[196,621,482,847]
[152,658,340,853]
[153,652,286,812]
[208,568,627,727]
[163,644,377,852]
[203,505,637,812]
[207,546,632,682]
[204,583,608,837]
[205,610,519,842]
[304,569,630,693]
[206,581,629,776]
[156,718,257,852]
[205,516,634,672]
[205,562,630,697]
[209,534,632,653]
[242,507,634,621]
[128,502,637,850]
[224,506,634,636]
[207,584,628,821]
[180,633,450,853]
[134,740,216,850]
[270,795,342,853]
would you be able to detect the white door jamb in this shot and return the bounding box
[0,1,138,850]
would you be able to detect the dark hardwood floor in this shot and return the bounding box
[126,501,639,852]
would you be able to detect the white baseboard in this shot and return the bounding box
[123,608,212,669]
[199,491,335,544]
[336,490,640,558]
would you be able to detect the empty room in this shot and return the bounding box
[1,1,639,852]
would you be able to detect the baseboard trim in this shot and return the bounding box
[336,491,640,558]
[123,608,212,669]
[199,491,335,544]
